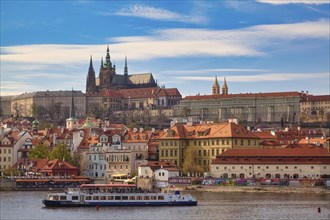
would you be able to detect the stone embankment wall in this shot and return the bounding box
[0,179,16,190]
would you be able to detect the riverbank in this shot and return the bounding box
[181,185,330,194]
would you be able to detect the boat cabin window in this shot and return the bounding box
[86,196,92,200]
[107,196,114,200]
[60,196,67,200]
[72,196,78,200]
[122,196,128,200]
[129,196,135,200]
[115,196,121,200]
[100,196,106,200]
[136,196,142,200]
[93,196,99,200]
[158,196,164,200]
[144,196,150,200]
[151,196,157,200]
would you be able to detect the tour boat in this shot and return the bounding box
[42,184,197,207]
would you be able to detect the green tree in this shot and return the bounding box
[182,148,204,176]
[49,143,73,162]
[29,144,50,159]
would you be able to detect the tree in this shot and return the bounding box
[12,102,22,118]
[182,148,204,176]
[49,143,73,162]
[89,103,105,119]
[29,144,50,159]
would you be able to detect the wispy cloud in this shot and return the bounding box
[1,19,328,66]
[256,0,329,5]
[174,73,329,82]
[162,68,270,75]
[113,4,207,24]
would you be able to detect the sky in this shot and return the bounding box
[1,0,329,97]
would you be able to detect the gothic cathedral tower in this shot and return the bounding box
[86,56,96,93]
[212,76,220,95]
[222,77,228,95]
[99,45,116,91]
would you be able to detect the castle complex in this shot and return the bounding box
[86,45,157,93]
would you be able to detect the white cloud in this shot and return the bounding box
[174,73,329,82]
[1,19,328,66]
[162,68,270,75]
[256,0,329,5]
[114,4,207,24]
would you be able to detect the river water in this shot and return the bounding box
[0,191,329,220]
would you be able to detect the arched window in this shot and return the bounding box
[275,173,281,179]
[265,173,271,178]
[223,173,228,179]
[239,173,245,179]
[293,174,299,179]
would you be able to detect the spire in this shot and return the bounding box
[86,56,96,93]
[124,56,128,76]
[88,55,94,73]
[105,45,111,67]
[70,88,76,119]
[212,76,220,95]
[222,77,228,95]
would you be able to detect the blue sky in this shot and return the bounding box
[1,0,329,97]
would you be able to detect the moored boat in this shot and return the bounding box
[42,184,197,207]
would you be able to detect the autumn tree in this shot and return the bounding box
[49,143,73,163]
[182,148,204,176]
[29,144,50,159]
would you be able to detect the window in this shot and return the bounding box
[93,196,99,200]
[276,166,279,169]
[266,166,269,169]
[129,196,135,200]
[294,166,297,169]
[216,166,219,170]
[8,149,11,154]
[122,196,128,200]
[72,196,79,200]
[107,196,114,200]
[60,196,67,200]
[8,157,11,162]
[115,196,121,200]
[311,166,314,169]
[285,166,288,169]
[100,196,106,200]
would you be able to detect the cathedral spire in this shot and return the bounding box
[105,45,111,67]
[88,55,94,73]
[86,56,96,93]
[222,77,228,95]
[212,76,220,95]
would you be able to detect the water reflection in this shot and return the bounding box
[0,191,329,220]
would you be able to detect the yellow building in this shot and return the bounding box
[158,122,260,174]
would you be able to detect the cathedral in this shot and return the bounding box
[86,46,157,93]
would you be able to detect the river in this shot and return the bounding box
[0,191,329,220]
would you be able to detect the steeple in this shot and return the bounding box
[86,56,96,93]
[222,77,228,95]
[212,76,220,95]
[124,56,128,76]
[104,45,112,67]
[66,88,78,130]
[70,88,76,119]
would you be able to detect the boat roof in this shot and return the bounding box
[80,184,136,188]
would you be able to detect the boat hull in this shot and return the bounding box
[42,200,197,207]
